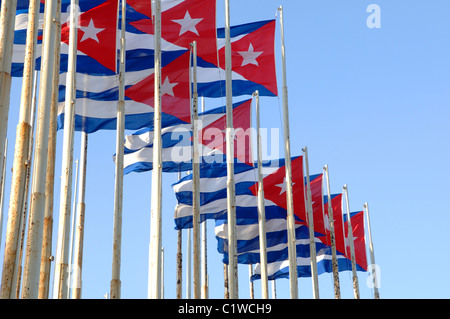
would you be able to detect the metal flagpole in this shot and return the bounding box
[277,5,298,299]
[148,0,163,299]
[110,0,127,299]
[253,90,269,299]
[190,41,201,299]
[343,184,360,299]
[200,97,209,300]
[9,70,38,299]
[323,165,341,299]
[224,0,238,299]
[186,228,191,299]
[0,139,6,250]
[176,227,183,299]
[53,0,79,298]
[40,1,62,298]
[0,0,17,210]
[0,0,39,298]
[248,264,254,299]
[71,132,88,299]
[364,202,380,299]
[67,159,79,297]
[271,280,277,299]
[21,0,60,299]
[302,147,319,299]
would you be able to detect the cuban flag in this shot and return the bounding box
[197,20,278,97]
[343,210,368,272]
[121,98,253,173]
[215,216,333,269]
[172,156,307,230]
[12,0,121,76]
[128,0,218,66]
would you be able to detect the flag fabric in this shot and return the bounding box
[172,156,306,230]
[343,210,368,271]
[12,0,121,76]
[128,0,218,66]
[12,2,278,133]
[121,98,253,173]
[197,20,278,97]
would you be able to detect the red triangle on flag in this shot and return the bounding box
[130,0,217,65]
[125,51,191,123]
[60,0,118,72]
[218,20,278,96]
[199,99,253,165]
[249,156,307,223]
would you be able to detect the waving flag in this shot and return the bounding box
[122,99,253,173]
[343,211,368,271]
[215,217,332,268]
[12,0,121,76]
[129,0,217,65]
[197,20,278,97]
[172,156,305,230]
[59,0,118,73]
[125,50,191,123]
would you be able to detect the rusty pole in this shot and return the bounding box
[39,0,61,299]
[21,0,60,299]
[0,0,18,235]
[0,0,38,299]
[71,132,88,299]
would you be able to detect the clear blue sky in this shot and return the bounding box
[1,0,449,299]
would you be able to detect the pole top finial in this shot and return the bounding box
[323,164,328,170]
[343,184,347,190]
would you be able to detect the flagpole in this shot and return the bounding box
[186,228,191,299]
[0,139,6,249]
[110,0,127,300]
[323,165,341,299]
[277,5,298,299]
[0,0,17,210]
[302,146,319,299]
[71,132,88,299]
[253,90,269,299]
[176,226,183,299]
[248,264,254,299]
[8,69,38,299]
[21,0,60,299]
[149,0,163,299]
[190,41,201,299]
[200,97,209,300]
[53,0,79,299]
[0,0,39,298]
[271,280,277,299]
[40,1,62,297]
[67,159,79,297]
[343,184,360,299]
[224,0,238,299]
[364,202,380,299]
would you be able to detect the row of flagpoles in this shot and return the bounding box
[0,0,380,299]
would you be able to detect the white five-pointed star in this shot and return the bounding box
[238,43,263,67]
[79,19,105,43]
[275,178,295,195]
[160,76,178,97]
[172,11,203,36]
